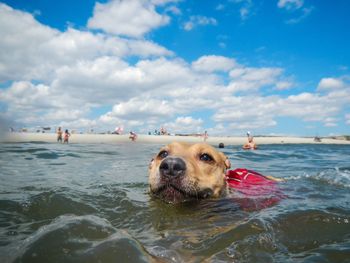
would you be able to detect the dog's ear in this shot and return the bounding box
[220,152,231,169]
[225,158,231,169]
[148,158,154,169]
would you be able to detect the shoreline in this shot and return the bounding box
[1,132,350,145]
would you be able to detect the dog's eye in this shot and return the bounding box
[158,150,169,159]
[200,153,214,162]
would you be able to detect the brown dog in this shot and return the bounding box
[149,142,231,204]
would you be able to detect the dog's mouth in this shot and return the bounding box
[152,184,213,204]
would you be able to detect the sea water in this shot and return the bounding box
[0,142,350,262]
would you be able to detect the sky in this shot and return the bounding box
[0,0,349,136]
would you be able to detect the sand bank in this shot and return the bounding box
[1,132,350,145]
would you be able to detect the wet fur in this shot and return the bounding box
[149,142,231,203]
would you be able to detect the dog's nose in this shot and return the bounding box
[159,157,186,177]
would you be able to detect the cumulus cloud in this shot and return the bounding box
[87,0,170,38]
[183,15,217,31]
[323,117,338,127]
[0,3,349,135]
[317,77,345,90]
[228,67,284,93]
[0,82,51,110]
[275,80,293,90]
[0,81,91,128]
[211,80,350,131]
[0,3,58,81]
[151,0,181,5]
[164,116,204,134]
[192,55,236,72]
[0,3,172,83]
[110,98,174,118]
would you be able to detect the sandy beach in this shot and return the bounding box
[1,132,350,145]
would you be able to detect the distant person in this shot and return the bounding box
[203,130,208,142]
[63,129,71,143]
[160,127,168,135]
[114,126,123,135]
[243,132,257,150]
[57,127,63,143]
[314,136,322,142]
[129,131,137,141]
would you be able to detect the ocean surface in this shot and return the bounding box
[1,142,350,263]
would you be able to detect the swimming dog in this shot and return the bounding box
[149,142,231,204]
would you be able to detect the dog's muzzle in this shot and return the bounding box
[159,157,186,178]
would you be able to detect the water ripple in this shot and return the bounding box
[1,142,350,262]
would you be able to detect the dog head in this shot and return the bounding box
[149,142,231,204]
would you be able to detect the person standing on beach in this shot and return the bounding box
[63,129,71,143]
[129,131,137,141]
[57,127,63,143]
[203,131,208,142]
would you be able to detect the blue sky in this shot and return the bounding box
[0,0,349,136]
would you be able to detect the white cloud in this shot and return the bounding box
[230,0,254,21]
[1,3,349,135]
[277,0,313,25]
[87,0,170,38]
[275,80,293,90]
[99,98,176,132]
[192,55,236,72]
[228,67,284,92]
[109,98,174,118]
[285,6,314,24]
[229,67,282,81]
[0,3,58,81]
[212,96,278,127]
[183,15,217,31]
[0,81,89,126]
[317,77,345,90]
[151,0,180,5]
[211,81,350,131]
[323,117,338,127]
[277,0,304,10]
[164,116,204,134]
[0,81,51,111]
[0,3,172,83]
[165,5,181,15]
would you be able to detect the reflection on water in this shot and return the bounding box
[1,142,350,262]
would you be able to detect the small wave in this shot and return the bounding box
[4,215,113,262]
[2,147,49,154]
[147,246,184,263]
[21,191,97,220]
[2,215,153,263]
[284,168,350,188]
[315,167,350,188]
[33,152,60,160]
